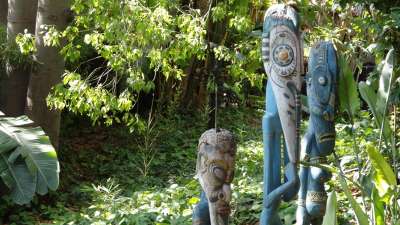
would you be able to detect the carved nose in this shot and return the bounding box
[323,111,333,121]
[222,184,231,202]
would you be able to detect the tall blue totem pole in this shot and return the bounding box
[296,41,338,225]
[260,4,303,225]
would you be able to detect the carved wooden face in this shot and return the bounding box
[196,129,236,209]
[306,41,338,122]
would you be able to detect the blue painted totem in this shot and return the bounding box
[260,4,303,225]
[296,41,338,225]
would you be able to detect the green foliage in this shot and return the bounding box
[358,82,383,128]
[28,0,267,130]
[0,26,33,71]
[0,113,59,205]
[15,30,36,55]
[337,175,369,225]
[304,3,400,223]
[1,107,268,224]
[3,1,400,224]
[366,144,396,203]
[322,191,337,225]
[48,72,143,131]
[39,0,207,129]
[1,106,395,224]
[372,187,385,225]
[338,55,360,118]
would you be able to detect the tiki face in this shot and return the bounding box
[196,129,236,215]
[307,41,338,122]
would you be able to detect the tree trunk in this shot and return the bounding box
[0,0,37,116]
[179,0,226,113]
[0,0,6,26]
[26,0,69,148]
[204,4,227,129]
[0,0,7,112]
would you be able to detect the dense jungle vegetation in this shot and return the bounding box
[0,0,399,224]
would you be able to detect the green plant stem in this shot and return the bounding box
[348,116,368,212]
[300,159,364,195]
[391,106,398,224]
[333,151,372,223]
[375,56,396,224]
[378,57,395,151]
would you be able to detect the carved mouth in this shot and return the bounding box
[268,13,293,21]
[318,133,335,143]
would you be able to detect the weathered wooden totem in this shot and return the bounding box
[260,4,303,225]
[192,129,237,225]
[296,41,338,225]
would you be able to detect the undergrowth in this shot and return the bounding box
[0,105,384,225]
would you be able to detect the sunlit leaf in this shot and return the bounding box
[372,187,385,225]
[366,144,396,202]
[322,191,337,225]
[376,49,395,112]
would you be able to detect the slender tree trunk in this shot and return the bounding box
[0,0,6,26]
[26,0,69,148]
[179,0,228,116]
[0,0,37,116]
[205,3,227,129]
[179,0,216,112]
[0,1,7,113]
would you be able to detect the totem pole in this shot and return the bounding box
[192,129,237,225]
[260,4,303,225]
[296,41,338,225]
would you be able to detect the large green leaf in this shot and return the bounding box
[0,129,19,154]
[0,154,36,205]
[338,175,369,225]
[338,56,360,117]
[0,113,59,204]
[366,144,396,202]
[359,49,396,146]
[359,82,392,142]
[322,191,337,225]
[376,49,395,113]
[372,187,385,225]
[16,127,59,193]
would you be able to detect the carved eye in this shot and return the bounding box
[218,192,224,200]
[318,76,327,86]
[213,166,226,182]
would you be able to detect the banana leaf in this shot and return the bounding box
[0,113,59,204]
